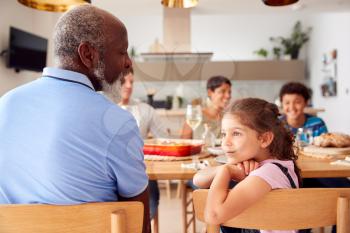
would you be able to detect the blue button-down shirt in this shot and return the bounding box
[0,67,148,204]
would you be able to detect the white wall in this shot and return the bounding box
[191,14,309,60]
[123,13,311,60]
[0,0,60,95]
[307,13,350,133]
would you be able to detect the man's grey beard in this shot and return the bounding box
[93,60,123,104]
[102,77,122,104]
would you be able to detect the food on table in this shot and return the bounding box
[313,133,350,148]
[143,139,203,157]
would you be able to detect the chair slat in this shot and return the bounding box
[193,188,350,231]
[0,201,143,233]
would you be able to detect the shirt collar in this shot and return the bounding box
[42,67,95,91]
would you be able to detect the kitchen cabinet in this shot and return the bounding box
[133,60,305,81]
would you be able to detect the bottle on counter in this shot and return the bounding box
[172,95,180,109]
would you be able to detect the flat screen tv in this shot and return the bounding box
[8,27,48,72]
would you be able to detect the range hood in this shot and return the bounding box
[140,7,213,62]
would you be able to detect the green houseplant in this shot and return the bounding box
[270,21,312,59]
[253,48,269,58]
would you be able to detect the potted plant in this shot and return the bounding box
[253,48,269,59]
[270,21,312,59]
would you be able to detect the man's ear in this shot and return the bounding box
[77,42,99,69]
[259,131,274,148]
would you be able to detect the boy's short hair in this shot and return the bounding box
[279,82,311,102]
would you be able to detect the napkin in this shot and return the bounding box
[330,156,350,166]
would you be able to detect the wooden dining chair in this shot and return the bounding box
[193,188,350,233]
[0,201,144,233]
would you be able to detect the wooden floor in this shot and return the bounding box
[155,182,205,233]
[155,183,332,233]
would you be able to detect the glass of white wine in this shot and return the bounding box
[186,104,202,131]
[186,104,202,169]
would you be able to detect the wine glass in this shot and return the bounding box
[186,104,202,169]
[186,104,202,131]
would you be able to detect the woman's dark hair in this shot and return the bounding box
[206,75,231,91]
[120,67,134,85]
[279,82,311,102]
[224,98,302,186]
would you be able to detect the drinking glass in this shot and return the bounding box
[186,104,202,169]
[186,104,202,131]
[296,128,313,149]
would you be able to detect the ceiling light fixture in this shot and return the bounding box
[262,0,298,6]
[17,0,90,12]
[161,0,198,8]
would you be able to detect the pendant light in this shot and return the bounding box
[262,0,298,6]
[161,0,198,8]
[17,0,91,12]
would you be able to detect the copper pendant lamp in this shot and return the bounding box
[161,0,198,8]
[262,0,298,6]
[17,0,91,12]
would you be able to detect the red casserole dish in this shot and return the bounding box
[143,139,203,157]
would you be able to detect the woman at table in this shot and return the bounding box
[181,75,232,140]
[103,68,170,220]
[280,82,350,233]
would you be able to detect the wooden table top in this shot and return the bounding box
[146,154,350,180]
[297,155,350,178]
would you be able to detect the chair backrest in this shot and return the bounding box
[0,201,143,233]
[193,188,350,233]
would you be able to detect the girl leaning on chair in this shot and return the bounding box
[193,98,302,233]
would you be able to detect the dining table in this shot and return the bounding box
[145,153,350,233]
[146,154,350,180]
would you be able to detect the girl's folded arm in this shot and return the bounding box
[193,166,221,188]
[205,169,271,225]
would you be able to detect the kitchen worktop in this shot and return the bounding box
[156,107,325,117]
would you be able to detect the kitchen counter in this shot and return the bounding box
[156,107,325,117]
[155,107,325,138]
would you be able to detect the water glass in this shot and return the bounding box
[296,128,313,148]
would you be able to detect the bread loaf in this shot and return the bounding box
[313,133,350,148]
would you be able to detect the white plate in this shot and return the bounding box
[207,147,224,156]
[215,155,227,164]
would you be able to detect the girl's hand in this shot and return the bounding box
[227,164,246,181]
[237,160,260,176]
[224,160,259,181]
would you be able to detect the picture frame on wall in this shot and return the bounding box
[321,49,337,97]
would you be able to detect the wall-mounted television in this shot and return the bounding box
[8,27,48,72]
